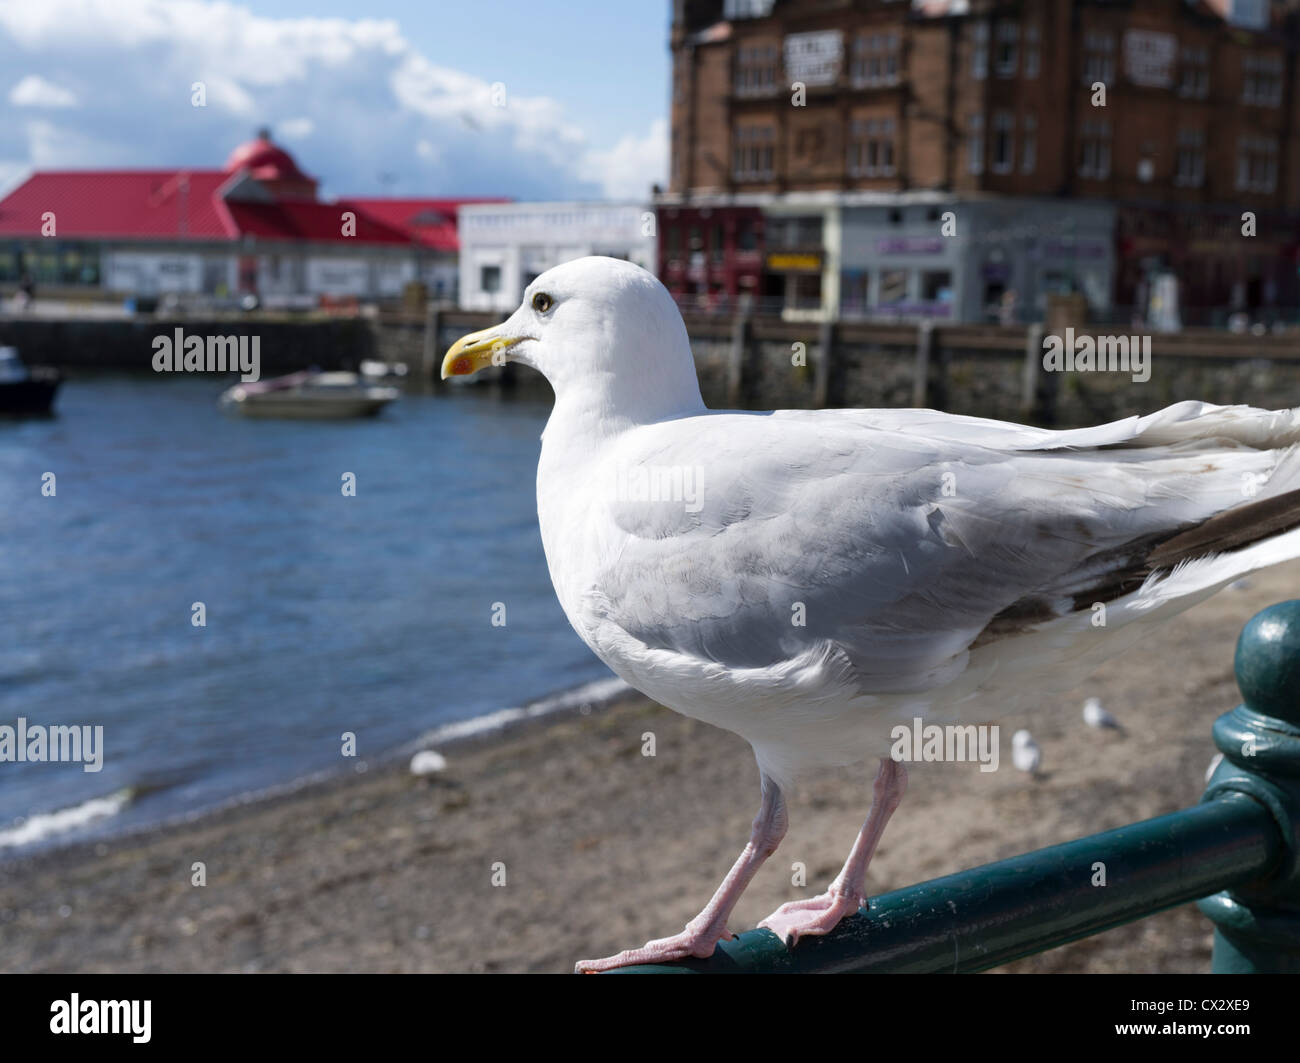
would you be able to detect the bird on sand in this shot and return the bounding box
[443,256,1300,973]
[1011,729,1043,775]
[1082,696,1122,732]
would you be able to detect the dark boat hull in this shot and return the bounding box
[0,376,60,416]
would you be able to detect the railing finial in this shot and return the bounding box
[1198,599,1300,973]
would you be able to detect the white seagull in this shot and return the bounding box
[1082,696,1122,731]
[1011,729,1043,775]
[442,257,1300,973]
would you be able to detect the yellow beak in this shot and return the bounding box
[440,330,525,380]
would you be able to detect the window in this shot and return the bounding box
[971,21,989,80]
[710,223,724,263]
[732,125,776,180]
[991,111,1015,173]
[967,113,984,174]
[1025,25,1040,79]
[1237,135,1278,192]
[1021,114,1037,174]
[735,44,779,97]
[725,0,775,16]
[1179,46,1209,98]
[737,219,757,252]
[793,216,823,247]
[791,273,822,310]
[921,271,953,305]
[1079,119,1111,179]
[848,117,897,177]
[878,269,908,306]
[480,264,501,293]
[1083,31,1115,85]
[841,270,869,317]
[1242,53,1283,107]
[995,21,1019,77]
[1175,128,1206,188]
[666,226,681,257]
[770,216,822,249]
[851,33,901,88]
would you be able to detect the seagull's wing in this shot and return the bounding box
[588,404,1300,696]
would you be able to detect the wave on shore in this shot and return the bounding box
[0,788,134,850]
[0,677,634,856]
[408,676,632,748]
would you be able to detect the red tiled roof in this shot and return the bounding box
[225,199,412,244]
[0,170,235,240]
[346,197,509,252]
[0,169,508,250]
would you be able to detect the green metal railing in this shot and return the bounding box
[611,600,1300,974]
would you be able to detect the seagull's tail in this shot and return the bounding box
[986,403,1300,695]
[1097,400,1300,451]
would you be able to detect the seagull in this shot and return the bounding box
[442,256,1300,973]
[409,749,448,776]
[1011,729,1043,775]
[1082,696,1122,731]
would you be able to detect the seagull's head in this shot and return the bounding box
[441,256,704,425]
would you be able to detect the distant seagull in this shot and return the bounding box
[1082,696,1122,731]
[1230,577,1252,591]
[409,749,448,776]
[1205,752,1224,784]
[1012,730,1043,775]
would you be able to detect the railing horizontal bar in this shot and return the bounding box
[610,792,1283,974]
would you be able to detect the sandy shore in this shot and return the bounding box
[3,565,1298,974]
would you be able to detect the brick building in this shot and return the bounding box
[660,0,1300,324]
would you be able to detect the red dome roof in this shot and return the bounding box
[223,132,309,181]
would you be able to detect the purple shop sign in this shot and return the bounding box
[877,237,947,254]
[1041,239,1108,259]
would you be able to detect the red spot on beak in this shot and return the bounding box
[452,357,472,375]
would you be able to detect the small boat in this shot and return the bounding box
[0,346,60,416]
[219,370,399,419]
[359,359,409,381]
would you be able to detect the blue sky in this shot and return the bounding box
[0,0,672,201]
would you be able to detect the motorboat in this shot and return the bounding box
[359,359,410,381]
[0,346,60,416]
[219,370,399,419]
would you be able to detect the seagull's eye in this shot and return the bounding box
[532,292,554,314]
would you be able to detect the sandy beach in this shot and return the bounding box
[2,566,1297,974]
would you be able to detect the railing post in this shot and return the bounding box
[423,305,442,385]
[814,318,833,408]
[1198,600,1300,972]
[912,320,933,409]
[726,311,750,409]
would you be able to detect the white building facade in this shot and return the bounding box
[457,202,658,312]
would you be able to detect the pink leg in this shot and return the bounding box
[575,774,788,973]
[758,757,907,948]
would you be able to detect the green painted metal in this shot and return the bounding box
[609,600,1300,974]
[1198,600,1300,973]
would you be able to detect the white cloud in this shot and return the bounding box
[584,118,668,200]
[9,74,78,108]
[279,117,315,140]
[0,0,625,201]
